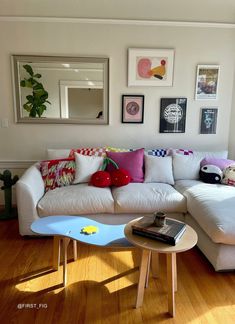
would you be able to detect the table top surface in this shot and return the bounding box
[31,215,132,248]
[124,217,198,253]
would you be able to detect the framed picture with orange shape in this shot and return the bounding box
[128,48,175,87]
[122,95,144,123]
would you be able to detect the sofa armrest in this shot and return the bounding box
[16,164,45,236]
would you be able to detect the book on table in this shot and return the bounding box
[132,217,186,246]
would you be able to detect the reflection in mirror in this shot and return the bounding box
[12,55,109,124]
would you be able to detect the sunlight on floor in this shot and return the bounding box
[15,250,138,294]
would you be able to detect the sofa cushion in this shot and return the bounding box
[37,184,114,216]
[144,155,174,184]
[112,183,186,214]
[174,180,235,244]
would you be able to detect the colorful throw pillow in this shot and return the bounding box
[69,147,106,158]
[73,153,104,184]
[201,158,235,171]
[222,165,235,186]
[40,158,75,192]
[146,149,169,157]
[144,155,174,184]
[105,146,132,152]
[106,148,144,183]
[199,165,222,184]
[170,148,194,156]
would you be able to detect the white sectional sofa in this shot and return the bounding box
[16,148,235,271]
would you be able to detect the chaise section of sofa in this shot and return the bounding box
[174,180,235,270]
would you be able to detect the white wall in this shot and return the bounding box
[0,20,234,161]
[228,72,235,159]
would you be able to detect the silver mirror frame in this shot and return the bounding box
[11,55,109,125]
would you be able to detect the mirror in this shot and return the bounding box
[12,55,109,124]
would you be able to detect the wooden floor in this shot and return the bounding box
[0,219,235,324]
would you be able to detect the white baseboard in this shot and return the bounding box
[0,160,36,169]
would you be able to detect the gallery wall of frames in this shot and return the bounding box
[123,48,220,135]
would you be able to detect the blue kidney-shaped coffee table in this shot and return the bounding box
[31,215,133,286]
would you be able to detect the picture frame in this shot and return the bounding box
[122,95,144,123]
[159,98,187,133]
[200,107,218,134]
[128,48,174,87]
[195,65,220,100]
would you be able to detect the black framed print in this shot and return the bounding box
[122,95,144,123]
[159,98,187,133]
[200,107,218,134]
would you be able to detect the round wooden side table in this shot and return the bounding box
[124,218,198,317]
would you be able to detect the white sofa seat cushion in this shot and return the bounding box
[174,180,235,245]
[37,184,114,216]
[112,183,187,214]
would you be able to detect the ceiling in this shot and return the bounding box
[0,0,235,24]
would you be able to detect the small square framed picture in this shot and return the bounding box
[195,65,220,100]
[122,95,144,123]
[200,107,218,134]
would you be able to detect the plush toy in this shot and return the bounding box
[90,171,111,188]
[222,164,235,186]
[110,168,131,187]
[81,225,99,235]
[199,164,222,184]
[90,157,131,188]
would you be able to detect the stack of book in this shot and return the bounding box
[132,217,186,246]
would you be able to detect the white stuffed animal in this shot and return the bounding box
[222,164,235,186]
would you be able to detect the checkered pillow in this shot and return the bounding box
[69,147,107,158]
[171,148,194,156]
[146,149,169,157]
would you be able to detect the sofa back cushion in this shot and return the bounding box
[144,155,174,184]
[106,148,144,183]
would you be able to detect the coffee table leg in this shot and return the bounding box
[73,240,78,261]
[145,251,151,288]
[135,249,151,308]
[167,253,176,317]
[151,251,160,278]
[62,237,70,287]
[53,236,61,270]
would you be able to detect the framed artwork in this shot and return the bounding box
[159,98,187,133]
[122,95,144,123]
[128,48,174,86]
[200,107,218,134]
[195,65,220,100]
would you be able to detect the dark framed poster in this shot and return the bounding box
[200,108,218,134]
[159,98,187,133]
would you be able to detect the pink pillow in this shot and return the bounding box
[200,157,235,171]
[106,148,144,183]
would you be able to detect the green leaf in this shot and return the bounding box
[20,80,26,87]
[26,95,34,103]
[34,73,41,78]
[23,104,31,112]
[23,64,34,76]
[29,107,37,117]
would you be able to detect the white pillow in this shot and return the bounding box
[144,155,174,185]
[173,154,203,180]
[73,153,104,184]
